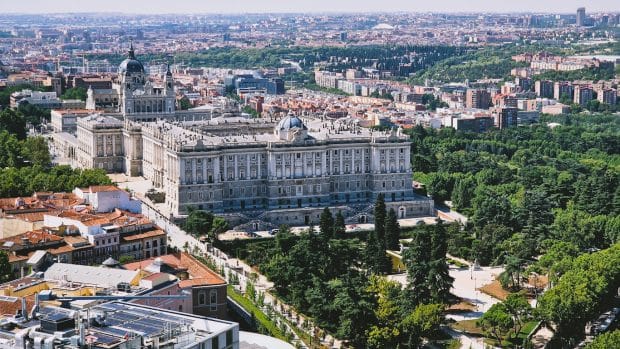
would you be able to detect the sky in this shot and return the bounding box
[4,1,619,14]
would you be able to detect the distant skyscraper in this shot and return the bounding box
[576,7,586,26]
[340,32,348,42]
[573,85,593,106]
[465,88,491,109]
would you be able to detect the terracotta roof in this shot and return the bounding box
[55,209,145,228]
[0,230,63,246]
[0,192,83,213]
[3,211,58,222]
[8,253,31,263]
[47,242,93,255]
[121,229,165,242]
[124,253,225,287]
[0,295,35,317]
[88,185,121,193]
[142,272,166,281]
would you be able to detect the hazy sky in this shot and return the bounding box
[4,1,618,14]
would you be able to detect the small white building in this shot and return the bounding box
[73,185,141,213]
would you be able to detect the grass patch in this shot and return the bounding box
[431,339,462,349]
[447,258,469,268]
[484,321,539,347]
[453,319,538,347]
[452,319,484,336]
[227,285,287,341]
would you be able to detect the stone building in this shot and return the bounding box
[68,48,434,228]
[85,43,175,118]
[132,113,433,226]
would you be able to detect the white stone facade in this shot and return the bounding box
[131,113,433,221]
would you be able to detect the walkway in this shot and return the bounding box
[139,196,342,349]
[388,263,504,349]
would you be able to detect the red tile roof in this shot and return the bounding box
[121,229,165,242]
[124,253,225,287]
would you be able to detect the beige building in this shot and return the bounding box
[65,49,434,229]
[75,115,125,172]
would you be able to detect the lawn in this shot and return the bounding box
[453,319,539,347]
[452,319,484,336]
[484,321,539,347]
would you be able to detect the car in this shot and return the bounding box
[269,229,279,235]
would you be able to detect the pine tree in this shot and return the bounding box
[377,239,391,274]
[319,207,334,240]
[430,218,447,261]
[334,210,346,239]
[385,208,400,250]
[0,251,11,282]
[374,193,386,242]
[364,230,381,274]
[428,219,454,304]
[403,227,432,308]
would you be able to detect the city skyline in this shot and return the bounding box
[4,0,619,14]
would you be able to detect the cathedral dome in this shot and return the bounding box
[277,112,306,131]
[118,43,144,74]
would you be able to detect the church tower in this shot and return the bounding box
[118,42,146,116]
[163,64,175,114]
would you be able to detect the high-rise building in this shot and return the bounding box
[576,7,586,26]
[465,88,491,109]
[515,77,532,92]
[494,107,519,129]
[597,88,617,106]
[554,81,574,101]
[535,80,554,98]
[574,85,593,106]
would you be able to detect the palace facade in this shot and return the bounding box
[64,48,433,229]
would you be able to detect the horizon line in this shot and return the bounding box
[2,10,620,15]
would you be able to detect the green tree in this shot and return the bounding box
[21,137,51,167]
[60,87,87,101]
[366,276,402,349]
[184,209,214,238]
[178,98,192,110]
[537,244,620,338]
[211,217,229,236]
[503,292,532,336]
[428,220,453,303]
[385,208,400,251]
[586,330,620,349]
[400,303,444,348]
[365,230,390,275]
[403,227,432,307]
[452,175,476,210]
[334,210,346,239]
[477,303,514,345]
[374,194,387,243]
[0,251,12,282]
[0,109,27,139]
[319,207,334,240]
[535,240,580,285]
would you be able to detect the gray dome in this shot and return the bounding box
[118,44,144,74]
[277,113,306,131]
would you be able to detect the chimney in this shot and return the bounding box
[21,297,28,321]
[29,292,39,320]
